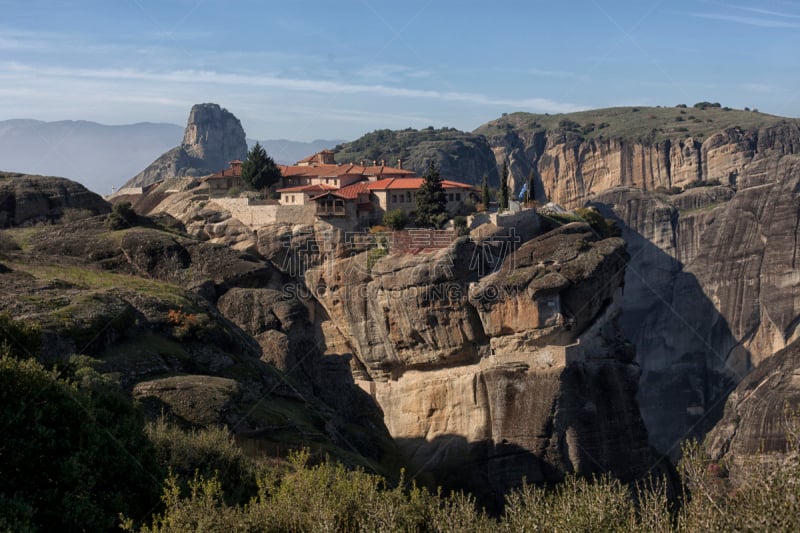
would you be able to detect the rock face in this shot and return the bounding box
[468,109,800,457]
[580,153,800,455]
[0,198,401,474]
[0,172,110,227]
[123,103,247,188]
[305,222,656,505]
[475,109,799,204]
[705,337,800,468]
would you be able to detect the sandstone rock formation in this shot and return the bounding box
[705,337,800,470]
[123,103,247,188]
[0,172,110,227]
[469,109,800,457]
[582,153,800,455]
[475,109,799,203]
[0,202,401,474]
[305,222,657,504]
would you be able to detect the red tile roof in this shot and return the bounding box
[367,177,478,191]
[205,164,243,179]
[276,184,338,194]
[333,180,371,199]
[279,163,415,179]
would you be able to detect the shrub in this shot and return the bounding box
[105,201,137,230]
[0,312,41,359]
[61,207,94,223]
[226,186,241,197]
[167,307,212,341]
[0,231,19,252]
[0,355,162,532]
[145,417,261,506]
[453,215,469,236]
[575,207,620,237]
[383,208,408,230]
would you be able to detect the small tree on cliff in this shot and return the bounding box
[481,174,491,209]
[241,142,281,192]
[415,161,448,228]
[526,169,535,204]
[499,161,509,210]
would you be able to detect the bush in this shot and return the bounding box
[575,207,620,238]
[227,186,241,197]
[145,417,261,506]
[453,215,469,236]
[105,201,137,230]
[0,355,162,532]
[61,208,94,223]
[383,208,408,230]
[0,231,19,252]
[0,312,41,359]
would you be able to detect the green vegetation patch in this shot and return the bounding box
[478,106,793,144]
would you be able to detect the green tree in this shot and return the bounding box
[481,174,491,208]
[415,161,448,228]
[241,141,281,192]
[526,169,535,203]
[499,161,509,210]
[382,208,408,230]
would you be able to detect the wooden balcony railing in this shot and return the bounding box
[316,205,347,216]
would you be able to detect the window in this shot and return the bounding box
[406,191,411,202]
[392,194,397,203]
[456,193,461,201]
[448,193,454,201]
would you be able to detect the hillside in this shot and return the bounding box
[333,127,500,186]
[476,104,791,144]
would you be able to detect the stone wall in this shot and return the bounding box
[212,198,316,228]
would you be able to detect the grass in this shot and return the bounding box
[476,105,794,144]
[1,227,46,251]
[9,262,195,308]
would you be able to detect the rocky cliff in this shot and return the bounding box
[0,171,110,227]
[0,196,401,475]
[123,103,247,188]
[475,107,798,203]
[300,222,656,505]
[705,337,800,471]
[467,108,800,457]
[579,152,800,455]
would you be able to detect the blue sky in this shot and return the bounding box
[1,0,799,141]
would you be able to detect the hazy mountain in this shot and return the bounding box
[0,118,342,195]
[0,119,184,195]
[256,138,345,167]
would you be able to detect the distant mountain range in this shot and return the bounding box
[0,119,342,195]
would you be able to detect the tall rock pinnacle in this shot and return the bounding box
[123,103,248,188]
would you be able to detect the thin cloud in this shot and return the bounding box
[691,12,800,28]
[526,68,590,81]
[2,62,584,113]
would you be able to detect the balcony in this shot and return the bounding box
[316,204,347,217]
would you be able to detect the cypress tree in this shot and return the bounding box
[499,161,509,210]
[527,169,535,203]
[241,141,281,192]
[415,161,447,228]
[481,174,490,209]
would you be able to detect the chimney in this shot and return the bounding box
[380,159,385,166]
[397,159,402,169]
[373,160,377,166]
[360,160,365,167]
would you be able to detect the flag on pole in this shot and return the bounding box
[518,182,528,201]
